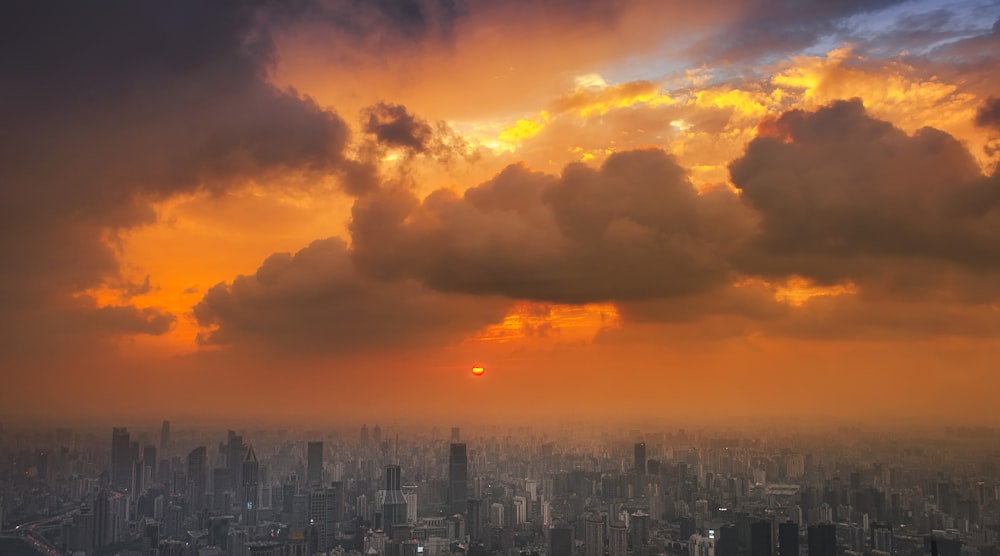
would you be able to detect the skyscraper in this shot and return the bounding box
[550,525,573,556]
[228,430,244,491]
[449,443,468,515]
[110,427,132,492]
[242,445,259,527]
[381,465,407,534]
[778,521,798,556]
[609,520,627,556]
[634,442,646,475]
[751,519,773,556]
[307,441,323,486]
[402,482,418,523]
[187,446,207,512]
[807,523,836,556]
[585,514,605,556]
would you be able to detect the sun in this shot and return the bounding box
[471,366,485,376]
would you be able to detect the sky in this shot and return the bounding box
[2,0,1000,427]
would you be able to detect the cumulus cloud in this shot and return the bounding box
[976,97,1000,131]
[730,99,1000,289]
[193,238,509,355]
[0,2,364,359]
[350,149,757,303]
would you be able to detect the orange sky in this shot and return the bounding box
[2,1,1000,426]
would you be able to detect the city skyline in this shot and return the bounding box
[2,0,1000,426]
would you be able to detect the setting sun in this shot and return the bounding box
[471,366,485,377]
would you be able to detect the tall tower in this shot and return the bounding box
[307,441,323,486]
[634,442,646,475]
[242,445,259,527]
[228,430,245,491]
[381,465,407,534]
[449,443,468,515]
[609,520,627,556]
[585,514,605,556]
[187,446,207,512]
[110,427,132,492]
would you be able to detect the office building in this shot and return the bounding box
[778,521,798,556]
[449,443,468,514]
[110,427,132,493]
[751,519,772,556]
[187,446,207,512]
[609,520,628,556]
[585,514,605,556]
[634,442,646,475]
[307,441,323,486]
[382,465,407,534]
[807,524,836,556]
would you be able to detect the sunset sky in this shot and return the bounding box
[3,0,1000,426]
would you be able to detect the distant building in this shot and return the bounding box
[609,520,628,556]
[449,443,468,515]
[307,441,323,486]
[550,525,573,556]
[585,514,605,556]
[382,465,407,533]
[750,519,772,556]
[187,446,207,512]
[634,442,646,475]
[242,445,259,527]
[111,427,132,492]
[807,523,836,556]
[778,521,798,556]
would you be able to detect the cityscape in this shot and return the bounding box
[0,423,997,556]
[3,0,1000,555]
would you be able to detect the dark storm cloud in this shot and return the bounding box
[975,97,1000,131]
[0,1,362,357]
[282,0,466,43]
[363,102,435,152]
[193,238,509,354]
[729,99,1000,291]
[350,149,757,304]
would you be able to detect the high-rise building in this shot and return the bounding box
[550,525,573,556]
[631,511,650,548]
[402,482,418,523]
[451,427,460,443]
[467,498,484,542]
[307,442,323,486]
[871,523,892,553]
[310,486,340,552]
[449,443,468,515]
[634,442,647,475]
[242,445,259,527]
[778,521,798,556]
[227,430,244,490]
[381,465,407,534]
[187,446,207,512]
[110,427,132,493]
[585,514,605,556]
[690,534,716,556]
[807,524,836,556]
[609,520,628,556]
[160,420,171,452]
[750,519,772,556]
